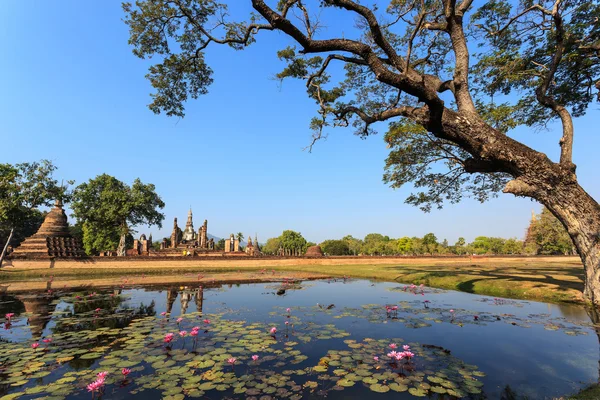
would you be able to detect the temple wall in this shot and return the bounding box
[3,255,580,270]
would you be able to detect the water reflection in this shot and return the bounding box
[0,279,597,399]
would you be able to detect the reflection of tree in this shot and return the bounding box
[586,307,600,384]
[0,295,26,319]
[52,298,156,334]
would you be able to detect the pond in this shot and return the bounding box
[0,277,598,399]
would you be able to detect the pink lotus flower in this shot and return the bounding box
[95,308,101,312]
[160,312,167,316]
[227,357,236,365]
[402,351,415,360]
[450,309,455,313]
[252,355,259,361]
[190,330,198,337]
[164,333,175,343]
[31,343,39,349]
[87,378,104,392]
[97,371,108,379]
[176,317,183,323]
[389,343,397,349]
[285,321,289,325]
[391,306,398,311]
[286,308,291,313]
[387,351,398,358]
[179,330,187,337]
[192,326,200,331]
[270,327,277,335]
[403,345,410,351]
[121,368,131,377]
[203,319,210,324]
[373,356,379,361]
[474,315,479,321]
[5,313,14,321]
[42,338,52,343]
[76,296,82,300]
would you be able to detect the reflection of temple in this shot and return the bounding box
[166,288,178,314]
[11,199,84,258]
[17,294,57,340]
[165,287,204,315]
[195,287,203,314]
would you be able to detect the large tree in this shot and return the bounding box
[71,174,165,256]
[0,160,71,265]
[124,1,600,303]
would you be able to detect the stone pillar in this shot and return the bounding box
[133,239,140,255]
[200,220,208,248]
[171,218,179,249]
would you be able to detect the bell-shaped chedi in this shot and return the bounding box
[305,245,324,257]
[11,199,85,258]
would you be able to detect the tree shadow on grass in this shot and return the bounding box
[380,264,585,300]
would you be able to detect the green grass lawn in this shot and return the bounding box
[0,258,586,304]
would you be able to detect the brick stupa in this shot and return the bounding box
[11,199,85,258]
[305,245,324,257]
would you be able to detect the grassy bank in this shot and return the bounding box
[0,256,585,304]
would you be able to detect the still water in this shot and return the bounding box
[0,278,598,399]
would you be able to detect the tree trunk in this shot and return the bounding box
[0,228,14,268]
[542,184,600,305]
[117,233,127,257]
[427,108,600,306]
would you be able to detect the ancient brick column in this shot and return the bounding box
[171,218,179,249]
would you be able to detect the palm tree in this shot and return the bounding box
[236,232,244,244]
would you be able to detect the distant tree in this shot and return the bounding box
[236,232,244,244]
[454,237,466,255]
[423,233,438,255]
[261,237,281,255]
[397,237,413,255]
[71,174,165,256]
[0,160,71,265]
[503,238,524,255]
[279,230,308,253]
[320,239,350,256]
[363,233,389,255]
[342,235,362,256]
[216,238,226,251]
[411,237,426,255]
[528,208,574,255]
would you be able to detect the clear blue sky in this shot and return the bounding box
[1,1,598,244]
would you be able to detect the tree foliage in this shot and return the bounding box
[526,208,574,255]
[278,230,308,252]
[123,0,600,211]
[71,174,165,255]
[319,239,350,255]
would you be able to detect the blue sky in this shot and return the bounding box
[1,1,598,244]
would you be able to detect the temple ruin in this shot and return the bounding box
[11,199,85,259]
